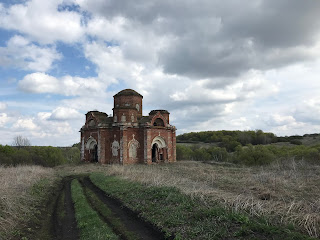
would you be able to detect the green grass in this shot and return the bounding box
[16,176,61,240]
[71,179,119,240]
[90,173,316,240]
[82,184,139,240]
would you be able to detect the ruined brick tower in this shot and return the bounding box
[80,89,176,164]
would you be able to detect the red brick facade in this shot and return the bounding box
[80,89,176,164]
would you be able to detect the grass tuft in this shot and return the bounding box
[0,165,55,239]
[90,173,314,240]
[71,179,119,240]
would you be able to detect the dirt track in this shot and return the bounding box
[81,177,165,240]
[53,178,79,240]
[47,176,166,240]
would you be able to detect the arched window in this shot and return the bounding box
[128,139,139,159]
[121,114,126,122]
[88,119,96,127]
[153,118,165,127]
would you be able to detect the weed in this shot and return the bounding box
[90,173,314,240]
[71,179,119,240]
[0,165,55,239]
[82,184,140,240]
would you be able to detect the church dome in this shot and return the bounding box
[114,89,143,98]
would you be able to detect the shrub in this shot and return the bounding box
[192,148,212,161]
[233,145,275,166]
[176,145,194,160]
[290,139,302,145]
[0,145,77,167]
[207,147,228,162]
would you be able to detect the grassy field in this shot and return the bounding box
[0,165,56,239]
[71,179,119,240]
[0,161,319,239]
[63,161,320,238]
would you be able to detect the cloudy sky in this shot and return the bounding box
[0,0,320,146]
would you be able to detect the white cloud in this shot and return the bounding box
[0,113,9,127]
[267,114,296,127]
[0,0,84,44]
[295,98,320,123]
[0,102,7,111]
[18,72,106,96]
[2,0,320,145]
[0,35,61,72]
[60,95,113,114]
[13,118,37,130]
[0,109,82,146]
[50,107,83,120]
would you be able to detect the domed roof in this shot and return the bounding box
[114,89,143,98]
[149,110,170,115]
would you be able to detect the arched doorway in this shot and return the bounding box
[152,143,158,162]
[86,137,98,163]
[151,136,167,162]
[92,145,98,162]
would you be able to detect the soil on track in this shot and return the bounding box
[32,175,167,240]
[81,176,166,240]
[53,177,79,240]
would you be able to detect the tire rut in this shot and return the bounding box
[53,177,79,240]
[81,177,167,240]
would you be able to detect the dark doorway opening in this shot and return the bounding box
[153,118,165,127]
[152,144,158,162]
[91,145,98,162]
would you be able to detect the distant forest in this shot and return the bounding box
[177,130,319,150]
[0,145,80,167]
[176,130,320,165]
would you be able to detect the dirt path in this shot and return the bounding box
[81,177,166,240]
[29,175,167,240]
[53,177,79,240]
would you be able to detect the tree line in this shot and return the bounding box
[0,145,80,167]
[176,130,314,152]
[177,143,320,166]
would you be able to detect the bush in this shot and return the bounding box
[233,145,275,166]
[176,145,194,160]
[192,148,212,161]
[207,147,228,162]
[0,145,79,167]
[290,139,302,145]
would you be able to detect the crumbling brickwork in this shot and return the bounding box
[80,89,176,164]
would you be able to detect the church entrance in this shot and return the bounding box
[86,137,98,163]
[151,136,167,163]
[152,143,158,162]
[91,144,98,162]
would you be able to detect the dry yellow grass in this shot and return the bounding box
[1,161,319,238]
[0,165,55,238]
[66,160,320,238]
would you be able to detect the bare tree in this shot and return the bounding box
[12,135,31,148]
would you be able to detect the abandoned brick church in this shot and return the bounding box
[80,89,176,164]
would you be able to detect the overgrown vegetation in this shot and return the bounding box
[81,183,140,240]
[0,145,80,167]
[177,143,320,165]
[71,179,119,240]
[177,130,320,152]
[0,165,57,239]
[1,130,320,238]
[90,173,314,240]
[177,130,278,146]
[1,161,319,239]
[87,162,320,238]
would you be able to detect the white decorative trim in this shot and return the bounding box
[151,136,166,148]
[85,136,97,150]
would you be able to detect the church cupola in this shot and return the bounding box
[113,89,143,123]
